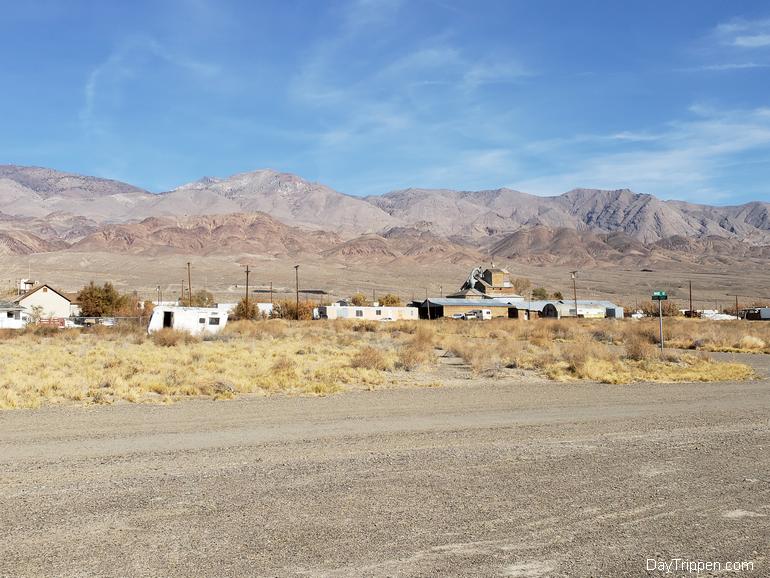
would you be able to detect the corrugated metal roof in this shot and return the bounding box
[0,301,23,310]
[422,298,513,307]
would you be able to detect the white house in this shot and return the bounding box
[0,301,29,329]
[12,284,71,320]
[318,304,418,321]
[147,306,228,335]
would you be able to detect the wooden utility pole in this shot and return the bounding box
[294,265,300,320]
[689,280,693,316]
[727,294,741,320]
[186,262,192,306]
[245,265,250,309]
[270,281,273,305]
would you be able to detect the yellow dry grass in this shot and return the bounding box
[0,316,760,409]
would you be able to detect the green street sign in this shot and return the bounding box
[652,291,668,301]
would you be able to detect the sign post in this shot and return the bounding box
[652,291,668,350]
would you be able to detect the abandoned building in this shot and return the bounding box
[446,266,524,300]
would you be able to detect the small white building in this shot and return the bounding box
[0,302,29,329]
[12,284,72,320]
[147,306,229,335]
[318,304,419,321]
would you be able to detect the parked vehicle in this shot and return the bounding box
[469,309,492,320]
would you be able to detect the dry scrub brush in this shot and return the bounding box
[0,316,760,410]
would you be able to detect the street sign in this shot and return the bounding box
[652,291,667,350]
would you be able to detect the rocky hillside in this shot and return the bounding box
[369,186,770,245]
[70,213,343,257]
[0,165,153,220]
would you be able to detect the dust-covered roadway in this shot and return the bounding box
[2,361,769,577]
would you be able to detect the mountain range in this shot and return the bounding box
[1,164,769,267]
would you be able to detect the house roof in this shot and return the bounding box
[0,300,23,311]
[12,284,71,304]
[510,299,621,311]
[421,298,513,308]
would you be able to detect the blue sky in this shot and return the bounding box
[2,0,770,203]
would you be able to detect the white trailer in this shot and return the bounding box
[147,306,228,335]
[469,309,492,320]
[318,305,418,321]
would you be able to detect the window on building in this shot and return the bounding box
[199,318,206,324]
[209,317,220,325]
[6,311,13,318]
[43,287,48,292]
[376,309,382,316]
[355,310,363,317]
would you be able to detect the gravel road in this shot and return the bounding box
[2,361,769,577]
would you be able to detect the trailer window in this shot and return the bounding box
[356,310,363,317]
[209,317,220,325]
[199,318,206,324]
[376,309,382,316]
[6,312,13,318]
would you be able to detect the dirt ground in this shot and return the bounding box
[5,251,770,309]
[2,352,769,577]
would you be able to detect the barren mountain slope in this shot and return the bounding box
[370,186,770,244]
[0,165,154,220]
[0,231,67,256]
[322,228,482,265]
[366,187,577,237]
[71,213,342,256]
[149,170,399,234]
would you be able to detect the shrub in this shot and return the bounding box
[639,300,681,317]
[151,328,198,347]
[186,290,215,307]
[350,293,369,306]
[350,346,391,370]
[625,334,657,361]
[737,335,766,350]
[397,345,432,371]
[352,321,377,332]
[271,356,296,375]
[272,299,313,320]
[532,287,548,300]
[379,293,402,306]
[230,298,259,321]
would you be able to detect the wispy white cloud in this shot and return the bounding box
[288,0,529,168]
[714,17,770,48]
[685,62,770,71]
[344,0,403,31]
[80,36,220,135]
[515,105,770,201]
